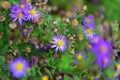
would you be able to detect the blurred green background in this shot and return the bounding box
[48,0,120,22]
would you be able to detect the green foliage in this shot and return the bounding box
[57,54,75,73]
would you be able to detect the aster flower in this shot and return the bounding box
[51,35,68,52]
[22,28,30,36]
[9,10,25,26]
[10,0,31,13]
[25,7,40,21]
[19,0,32,13]
[84,28,95,39]
[73,52,86,66]
[90,35,103,45]
[91,40,112,56]
[8,57,29,78]
[82,15,95,29]
[96,55,111,69]
[75,52,86,60]
[10,4,20,13]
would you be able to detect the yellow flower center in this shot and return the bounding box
[17,13,23,18]
[41,75,49,80]
[77,54,82,60]
[87,28,92,34]
[103,58,108,64]
[20,4,25,9]
[15,63,23,71]
[30,9,36,16]
[57,40,63,47]
[23,29,28,33]
[117,64,120,70]
[100,45,107,53]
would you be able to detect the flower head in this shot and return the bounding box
[22,28,30,36]
[10,0,31,13]
[9,10,25,26]
[91,40,112,56]
[20,3,31,13]
[73,52,86,66]
[82,15,95,29]
[90,35,103,46]
[19,0,32,13]
[25,7,40,21]
[75,52,86,60]
[10,4,20,13]
[8,57,29,78]
[96,55,111,69]
[84,28,95,39]
[51,35,68,52]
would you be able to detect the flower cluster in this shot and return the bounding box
[9,0,40,26]
[82,15,112,69]
[91,35,112,69]
[82,15,95,39]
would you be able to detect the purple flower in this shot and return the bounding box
[51,35,68,52]
[90,35,103,45]
[19,3,32,13]
[10,4,20,13]
[75,52,86,60]
[25,7,40,21]
[19,0,32,13]
[10,0,31,13]
[96,55,111,69]
[84,28,95,39]
[91,40,112,56]
[22,28,30,36]
[9,0,32,26]
[82,15,95,29]
[73,52,86,66]
[9,10,25,26]
[8,57,29,78]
